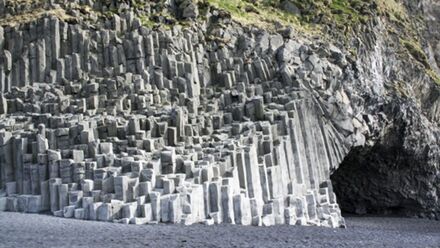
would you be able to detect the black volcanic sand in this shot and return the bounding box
[0,212,439,248]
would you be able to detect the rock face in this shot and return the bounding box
[331,0,440,219]
[0,0,439,226]
[0,0,347,227]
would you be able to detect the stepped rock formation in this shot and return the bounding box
[0,0,439,226]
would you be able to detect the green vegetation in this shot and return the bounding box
[202,0,406,33]
[288,0,369,26]
[399,39,440,86]
[376,0,408,24]
[401,39,430,68]
[90,0,407,36]
[203,0,371,31]
[201,0,416,34]
[0,7,74,27]
[427,70,440,86]
[139,15,156,28]
[204,0,305,30]
[130,0,440,87]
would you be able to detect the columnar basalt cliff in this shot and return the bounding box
[0,0,439,226]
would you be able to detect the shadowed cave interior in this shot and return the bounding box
[331,145,428,218]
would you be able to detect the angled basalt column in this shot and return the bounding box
[289,104,310,188]
[0,68,5,93]
[49,178,61,213]
[13,137,27,195]
[243,140,264,215]
[2,50,11,92]
[275,137,293,195]
[296,101,321,189]
[0,2,4,19]
[29,164,40,195]
[0,131,12,189]
[258,162,270,204]
[37,39,46,83]
[221,181,235,224]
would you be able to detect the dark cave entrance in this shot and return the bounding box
[329,146,423,218]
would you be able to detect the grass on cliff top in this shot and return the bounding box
[205,0,306,31]
[291,0,367,24]
[204,0,409,33]
[203,0,370,34]
[0,7,74,27]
